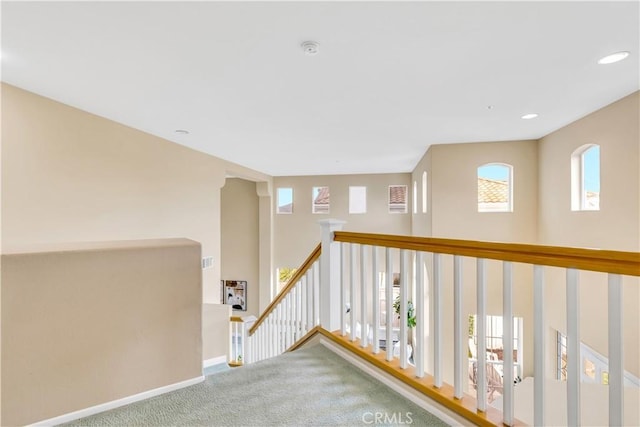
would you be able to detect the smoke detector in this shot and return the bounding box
[302,41,319,56]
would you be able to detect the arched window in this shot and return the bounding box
[571,144,600,211]
[478,163,513,212]
[413,181,417,214]
[422,171,427,213]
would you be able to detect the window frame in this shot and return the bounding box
[276,187,294,214]
[312,186,330,214]
[571,144,600,211]
[349,186,367,214]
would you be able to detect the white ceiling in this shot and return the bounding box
[2,1,638,176]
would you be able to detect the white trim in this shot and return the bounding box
[28,376,204,427]
[318,338,465,427]
[204,355,228,368]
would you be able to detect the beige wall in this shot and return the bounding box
[1,239,202,426]
[203,303,232,361]
[0,84,273,418]
[221,178,260,317]
[1,83,271,303]
[274,173,412,271]
[428,140,539,243]
[538,91,640,378]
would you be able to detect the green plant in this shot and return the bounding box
[393,295,416,329]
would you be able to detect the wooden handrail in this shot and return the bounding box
[249,243,321,335]
[334,231,640,276]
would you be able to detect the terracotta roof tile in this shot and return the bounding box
[389,186,407,204]
[314,187,330,205]
[478,178,509,203]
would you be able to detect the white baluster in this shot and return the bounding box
[350,243,357,342]
[240,320,247,364]
[297,283,302,340]
[503,262,514,426]
[534,265,545,427]
[361,244,368,348]
[229,322,236,362]
[386,247,394,362]
[277,303,283,354]
[266,320,270,359]
[313,262,320,327]
[294,286,299,341]
[399,249,408,369]
[301,276,307,334]
[453,255,464,398]
[235,321,240,362]
[566,268,580,427]
[286,293,293,349]
[372,246,380,354]
[270,313,275,357]
[476,258,487,412]
[415,251,425,378]
[306,269,313,332]
[609,273,624,426]
[433,252,442,388]
[282,297,287,351]
[341,242,347,336]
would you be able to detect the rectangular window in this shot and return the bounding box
[388,185,407,213]
[349,186,367,214]
[312,186,330,214]
[478,164,512,212]
[276,187,293,214]
[412,181,417,214]
[422,172,427,213]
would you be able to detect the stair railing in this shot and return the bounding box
[333,231,639,426]
[237,219,639,426]
[245,243,321,363]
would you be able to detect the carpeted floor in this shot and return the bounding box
[203,363,231,377]
[62,344,449,426]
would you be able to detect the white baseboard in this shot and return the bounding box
[203,355,227,368]
[319,338,468,427]
[28,375,205,427]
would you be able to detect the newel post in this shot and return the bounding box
[318,219,346,331]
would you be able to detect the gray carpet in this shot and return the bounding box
[203,363,231,377]
[63,344,449,426]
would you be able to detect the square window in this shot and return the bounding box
[349,186,367,214]
[389,185,407,213]
[312,186,330,214]
[277,188,293,214]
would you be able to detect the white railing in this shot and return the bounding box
[229,315,256,366]
[236,220,639,426]
[244,244,321,364]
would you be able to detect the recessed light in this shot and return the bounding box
[598,51,630,65]
[175,129,189,135]
[521,113,538,120]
